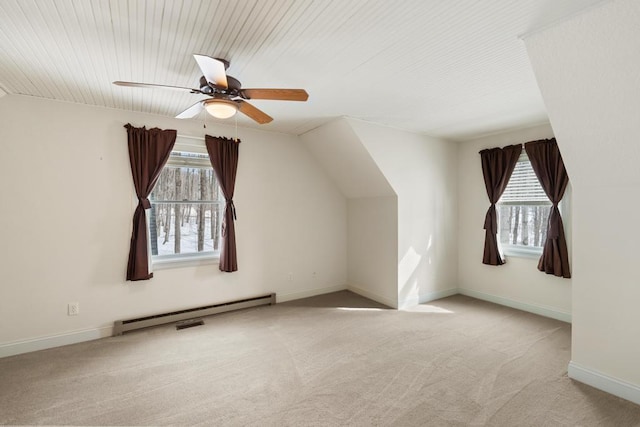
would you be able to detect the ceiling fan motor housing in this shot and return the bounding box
[199,76,213,94]
[199,75,242,96]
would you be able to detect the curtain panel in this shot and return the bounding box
[205,135,240,272]
[524,138,571,278]
[479,144,522,265]
[125,124,176,281]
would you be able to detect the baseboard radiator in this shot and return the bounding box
[113,293,276,336]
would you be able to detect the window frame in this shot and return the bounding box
[497,151,551,259]
[148,136,223,270]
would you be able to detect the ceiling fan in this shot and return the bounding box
[113,54,308,124]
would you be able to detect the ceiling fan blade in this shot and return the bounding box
[113,81,197,92]
[241,88,309,101]
[175,101,205,119]
[193,54,228,89]
[238,100,273,124]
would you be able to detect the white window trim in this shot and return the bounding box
[502,243,542,259]
[498,150,547,260]
[149,135,223,270]
[153,252,220,270]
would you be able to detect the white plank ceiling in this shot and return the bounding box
[0,0,605,140]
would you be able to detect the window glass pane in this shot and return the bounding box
[149,150,223,258]
[168,151,213,168]
[498,204,550,248]
[152,166,218,202]
[149,202,223,256]
[498,152,551,251]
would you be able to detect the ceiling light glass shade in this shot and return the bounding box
[204,99,238,119]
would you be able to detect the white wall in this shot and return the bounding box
[300,118,399,306]
[348,119,459,308]
[524,0,640,402]
[457,123,572,321]
[347,196,398,307]
[0,95,347,355]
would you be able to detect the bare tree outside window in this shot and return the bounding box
[498,205,550,248]
[497,152,551,251]
[149,151,224,258]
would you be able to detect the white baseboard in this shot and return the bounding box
[2,286,347,358]
[347,284,397,308]
[348,286,459,309]
[398,287,459,309]
[0,326,113,358]
[568,361,640,406]
[276,284,347,303]
[0,286,571,358]
[458,288,571,323]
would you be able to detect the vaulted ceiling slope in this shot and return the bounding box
[0,0,604,139]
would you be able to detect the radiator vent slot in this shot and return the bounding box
[113,293,276,336]
[176,318,204,330]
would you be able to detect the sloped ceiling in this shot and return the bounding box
[0,0,605,139]
[300,118,395,198]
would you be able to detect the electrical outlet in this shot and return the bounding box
[68,302,79,316]
[287,272,293,281]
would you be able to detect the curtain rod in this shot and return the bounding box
[176,134,205,141]
[176,133,240,142]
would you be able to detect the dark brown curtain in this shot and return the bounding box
[205,135,240,272]
[125,124,176,281]
[525,138,571,278]
[479,144,522,265]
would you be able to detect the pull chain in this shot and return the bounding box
[200,108,238,141]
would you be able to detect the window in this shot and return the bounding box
[148,142,224,265]
[497,151,551,257]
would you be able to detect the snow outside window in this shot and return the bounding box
[497,151,551,258]
[149,150,224,263]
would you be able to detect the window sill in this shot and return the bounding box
[502,246,542,260]
[152,253,220,270]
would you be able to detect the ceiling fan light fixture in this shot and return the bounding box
[204,99,238,119]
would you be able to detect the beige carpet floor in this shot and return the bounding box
[1,291,639,426]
